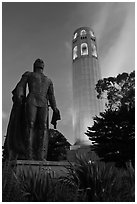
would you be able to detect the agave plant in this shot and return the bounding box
[3,157,134,202]
[18,166,56,202]
[58,154,135,202]
[114,163,135,202]
[52,179,78,201]
[2,160,25,202]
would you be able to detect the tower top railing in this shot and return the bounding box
[72,27,95,42]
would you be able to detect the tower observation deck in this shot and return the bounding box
[72,27,103,145]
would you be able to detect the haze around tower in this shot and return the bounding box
[2,2,135,145]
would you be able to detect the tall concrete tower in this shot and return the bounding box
[72,27,103,146]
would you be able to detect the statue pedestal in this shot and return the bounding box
[15,160,72,178]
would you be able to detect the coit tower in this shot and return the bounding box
[72,27,103,145]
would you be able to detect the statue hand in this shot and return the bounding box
[54,108,60,115]
[54,108,61,121]
[51,108,61,128]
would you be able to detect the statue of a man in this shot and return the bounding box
[5,59,60,161]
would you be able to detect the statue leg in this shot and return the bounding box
[36,126,48,161]
[35,107,48,161]
[26,103,37,160]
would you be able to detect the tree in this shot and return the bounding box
[96,71,135,111]
[47,129,70,161]
[86,71,135,167]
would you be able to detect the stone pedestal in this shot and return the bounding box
[15,160,72,178]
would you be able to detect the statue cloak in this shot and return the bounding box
[4,86,27,160]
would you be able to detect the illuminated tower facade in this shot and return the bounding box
[72,27,103,145]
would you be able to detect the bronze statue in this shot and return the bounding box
[5,59,60,161]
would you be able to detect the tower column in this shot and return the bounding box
[72,27,103,147]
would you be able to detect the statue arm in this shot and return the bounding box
[48,80,61,127]
[47,81,57,111]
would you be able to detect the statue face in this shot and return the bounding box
[34,67,43,73]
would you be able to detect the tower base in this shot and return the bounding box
[67,144,99,163]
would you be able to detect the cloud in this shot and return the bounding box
[65,41,71,53]
[93,3,112,42]
[96,3,128,54]
[100,3,135,77]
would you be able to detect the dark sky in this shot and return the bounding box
[2,2,135,144]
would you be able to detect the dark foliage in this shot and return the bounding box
[47,129,70,161]
[18,167,56,201]
[58,155,135,202]
[86,71,135,167]
[2,160,27,202]
[2,160,56,202]
[2,157,135,202]
[86,107,135,167]
[96,70,135,111]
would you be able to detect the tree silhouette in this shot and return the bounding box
[47,129,70,161]
[86,71,135,167]
[96,70,135,111]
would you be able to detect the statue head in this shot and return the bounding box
[33,58,44,72]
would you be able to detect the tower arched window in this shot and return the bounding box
[73,46,78,60]
[81,43,88,56]
[80,30,86,36]
[91,42,97,58]
[74,32,77,39]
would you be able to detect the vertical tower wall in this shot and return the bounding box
[72,27,103,143]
